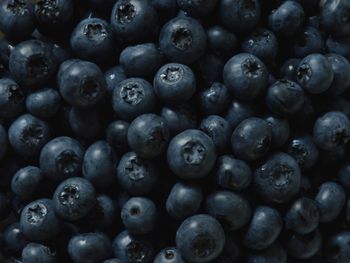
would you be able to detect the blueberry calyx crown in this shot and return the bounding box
[26,203,47,224]
[120,82,144,105]
[182,141,206,165]
[171,28,193,50]
[59,184,80,206]
[55,150,80,175]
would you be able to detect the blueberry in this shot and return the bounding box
[82,140,117,190]
[199,82,230,116]
[287,230,322,259]
[206,190,251,231]
[326,231,350,263]
[220,0,261,33]
[159,16,207,65]
[154,63,196,105]
[103,259,122,263]
[285,197,319,234]
[84,194,119,233]
[111,0,158,44]
[70,17,116,64]
[223,53,269,101]
[326,35,350,60]
[297,53,334,94]
[280,58,301,82]
[231,117,272,161]
[11,166,43,200]
[292,26,325,58]
[241,28,278,64]
[68,233,112,263]
[3,222,29,254]
[127,114,170,159]
[199,115,232,153]
[22,243,56,263]
[0,192,11,221]
[104,66,126,95]
[254,152,301,203]
[167,129,217,179]
[325,53,350,96]
[39,136,84,182]
[117,151,158,195]
[321,0,350,37]
[25,88,61,119]
[20,198,62,241]
[166,182,203,220]
[33,0,75,34]
[176,214,225,263]
[8,114,50,158]
[0,0,35,40]
[161,105,197,136]
[0,124,7,159]
[264,115,290,148]
[266,79,305,116]
[121,197,157,234]
[9,40,57,86]
[58,59,107,108]
[177,0,218,16]
[206,26,237,59]
[315,181,346,223]
[287,135,319,170]
[216,155,252,191]
[112,78,156,121]
[269,1,305,37]
[243,206,282,250]
[247,242,287,263]
[313,111,350,150]
[120,43,163,78]
[112,230,155,263]
[225,100,255,129]
[154,247,186,263]
[106,120,130,154]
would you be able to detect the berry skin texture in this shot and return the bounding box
[177,0,218,16]
[8,114,50,158]
[326,231,350,263]
[82,140,117,190]
[52,177,96,221]
[121,197,157,234]
[231,117,272,162]
[176,214,225,263]
[321,0,350,37]
[58,60,107,108]
[68,232,113,263]
[127,113,170,159]
[206,190,252,231]
[220,0,261,33]
[70,17,116,64]
[20,198,62,241]
[266,79,305,116]
[254,152,301,203]
[111,0,158,44]
[269,1,305,37]
[11,166,43,201]
[315,181,346,223]
[9,40,57,86]
[313,111,350,151]
[286,230,322,259]
[153,63,196,105]
[112,230,155,263]
[199,82,231,116]
[223,53,269,101]
[166,182,203,220]
[159,16,207,65]
[167,129,217,179]
[25,88,61,119]
[243,206,283,250]
[154,247,186,263]
[247,242,287,263]
[39,136,84,182]
[296,53,334,94]
[287,135,319,170]
[22,242,56,263]
[264,115,290,148]
[326,53,350,96]
[117,151,158,195]
[112,77,156,121]
[0,78,25,119]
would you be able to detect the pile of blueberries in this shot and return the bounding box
[3,0,350,262]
